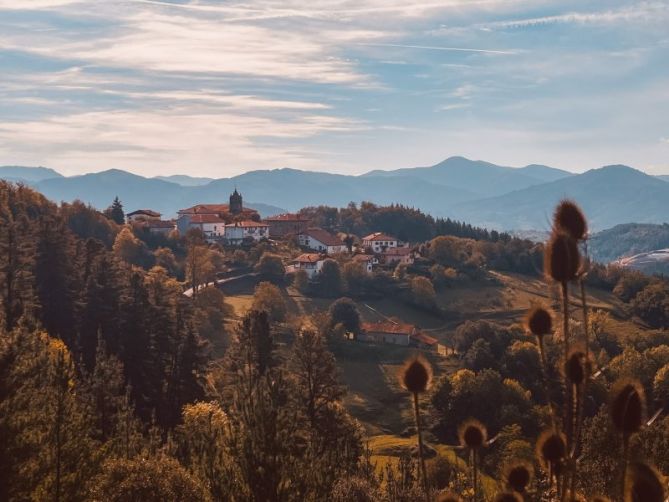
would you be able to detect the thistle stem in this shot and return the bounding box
[412,392,429,502]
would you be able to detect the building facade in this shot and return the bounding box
[362,232,399,253]
[297,227,346,254]
[265,213,311,238]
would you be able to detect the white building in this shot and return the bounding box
[359,321,415,346]
[362,232,399,253]
[187,214,226,241]
[293,253,325,279]
[382,246,414,266]
[224,220,269,244]
[298,227,346,254]
[352,254,375,273]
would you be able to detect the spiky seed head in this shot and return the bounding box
[399,356,432,394]
[553,200,588,241]
[504,462,533,493]
[493,493,522,502]
[435,491,463,502]
[536,430,566,469]
[625,462,665,502]
[525,305,553,337]
[565,350,588,386]
[544,231,580,283]
[458,419,487,449]
[609,379,646,435]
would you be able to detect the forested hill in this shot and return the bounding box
[589,222,669,262]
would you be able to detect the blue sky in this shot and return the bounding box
[0,0,668,177]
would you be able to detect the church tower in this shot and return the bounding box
[229,188,243,215]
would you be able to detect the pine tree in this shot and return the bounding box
[107,196,125,225]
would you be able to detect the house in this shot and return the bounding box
[362,232,399,253]
[298,227,346,254]
[358,321,415,346]
[224,220,269,244]
[410,331,439,350]
[186,214,226,241]
[382,246,414,266]
[265,213,311,238]
[352,254,374,273]
[176,189,259,235]
[127,209,161,223]
[292,253,325,279]
[143,219,175,235]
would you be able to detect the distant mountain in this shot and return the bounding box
[589,223,669,263]
[450,165,669,231]
[154,175,214,186]
[0,165,63,183]
[658,175,669,182]
[362,156,573,197]
[34,169,285,218]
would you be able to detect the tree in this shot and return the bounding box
[255,252,285,283]
[327,297,361,336]
[293,269,309,293]
[318,259,344,297]
[653,363,669,406]
[631,282,669,328]
[89,455,211,502]
[113,227,151,268]
[252,281,287,322]
[342,261,366,296]
[409,276,437,310]
[106,196,125,225]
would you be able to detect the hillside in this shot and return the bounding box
[589,222,669,263]
[451,165,669,231]
[153,174,215,186]
[0,165,63,183]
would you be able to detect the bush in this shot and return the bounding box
[328,297,361,336]
[255,252,285,283]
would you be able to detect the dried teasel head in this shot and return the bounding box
[625,462,665,502]
[525,305,553,337]
[544,231,580,283]
[493,493,522,502]
[564,349,589,386]
[536,430,566,470]
[399,356,432,394]
[553,199,588,241]
[504,461,533,493]
[435,491,463,502]
[458,419,487,449]
[609,379,646,436]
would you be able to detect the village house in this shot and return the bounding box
[143,219,175,236]
[224,220,269,245]
[362,232,399,253]
[292,253,325,279]
[358,321,416,346]
[352,253,375,273]
[176,189,259,235]
[127,209,161,223]
[410,331,439,350]
[298,227,347,254]
[265,213,311,238]
[186,214,226,241]
[381,246,414,266]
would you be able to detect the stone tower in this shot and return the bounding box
[229,188,243,215]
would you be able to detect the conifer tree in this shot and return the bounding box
[107,196,125,225]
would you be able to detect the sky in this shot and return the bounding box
[0,0,668,178]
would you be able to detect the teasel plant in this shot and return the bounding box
[458,419,487,502]
[399,356,432,501]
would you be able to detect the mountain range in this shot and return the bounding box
[1,157,668,231]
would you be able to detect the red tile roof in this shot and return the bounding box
[301,227,344,247]
[145,220,175,228]
[361,321,414,335]
[411,332,438,346]
[128,209,161,217]
[265,213,311,222]
[294,253,323,263]
[189,214,226,224]
[225,220,269,228]
[363,232,397,242]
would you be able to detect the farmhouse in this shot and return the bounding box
[187,214,226,240]
[298,227,346,254]
[362,232,399,253]
[224,220,269,244]
[359,321,415,346]
[265,213,311,238]
[382,246,414,266]
[292,253,325,279]
[127,209,161,223]
[143,219,175,236]
[176,189,259,235]
[410,331,438,350]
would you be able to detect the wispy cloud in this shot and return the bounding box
[357,42,516,55]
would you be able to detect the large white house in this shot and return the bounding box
[224,220,269,244]
[359,321,415,346]
[187,214,226,240]
[362,232,399,253]
[292,253,325,279]
[298,227,346,254]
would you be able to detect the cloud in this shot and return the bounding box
[356,42,516,54]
